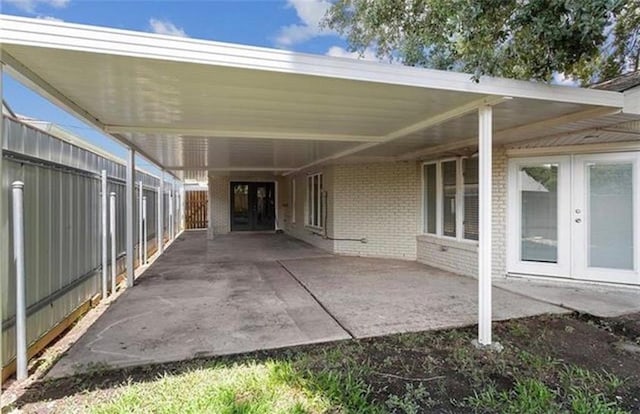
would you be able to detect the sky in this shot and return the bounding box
[1,0,377,174]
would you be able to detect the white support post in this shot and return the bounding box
[142,195,148,264]
[157,180,164,254]
[138,181,143,266]
[12,181,27,381]
[478,105,493,346]
[169,185,174,240]
[0,67,3,386]
[101,170,108,299]
[125,149,135,287]
[109,192,117,294]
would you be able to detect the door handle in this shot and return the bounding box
[575,218,582,223]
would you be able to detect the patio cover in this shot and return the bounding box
[2,15,640,349]
[1,15,637,178]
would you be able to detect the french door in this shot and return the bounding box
[508,152,640,285]
[230,182,276,231]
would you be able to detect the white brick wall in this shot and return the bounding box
[208,175,230,238]
[332,162,419,260]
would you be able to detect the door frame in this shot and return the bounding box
[228,180,278,232]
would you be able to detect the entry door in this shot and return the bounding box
[572,154,639,284]
[230,182,276,231]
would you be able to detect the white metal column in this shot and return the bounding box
[478,105,493,346]
[11,181,27,381]
[157,179,164,254]
[101,170,108,299]
[142,195,148,264]
[138,181,143,266]
[125,148,135,287]
[109,192,117,294]
[0,65,5,386]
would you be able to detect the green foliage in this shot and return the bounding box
[323,0,639,83]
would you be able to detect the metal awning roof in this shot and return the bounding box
[1,14,637,176]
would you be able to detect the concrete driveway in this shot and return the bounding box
[48,231,564,378]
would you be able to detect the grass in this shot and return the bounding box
[12,314,640,413]
[72,358,380,414]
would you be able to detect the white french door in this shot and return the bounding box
[508,152,640,285]
[572,153,640,284]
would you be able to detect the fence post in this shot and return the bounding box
[12,181,27,381]
[138,181,143,267]
[110,192,117,294]
[125,148,135,287]
[101,170,108,299]
[157,183,163,254]
[142,195,148,264]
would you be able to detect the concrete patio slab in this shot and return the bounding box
[47,232,348,378]
[494,277,640,317]
[48,232,567,378]
[280,257,568,338]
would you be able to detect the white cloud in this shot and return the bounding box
[149,18,188,38]
[275,0,334,47]
[551,72,579,87]
[36,15,63,22]
[4,0,69,13]
[326,46,379,61]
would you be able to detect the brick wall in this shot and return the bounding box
[332,162,420,260]
[208,175,230,238]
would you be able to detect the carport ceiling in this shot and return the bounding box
[0,15,628,176]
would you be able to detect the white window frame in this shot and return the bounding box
[421,157,478,244]
[291,178,296,224]
[306,172,323,229]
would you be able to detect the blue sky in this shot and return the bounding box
[1,0,369,172]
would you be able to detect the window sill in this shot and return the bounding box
[417,234,479,252]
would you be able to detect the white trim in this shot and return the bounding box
[0,15,624,107]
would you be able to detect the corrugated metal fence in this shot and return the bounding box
[1,116,183,373]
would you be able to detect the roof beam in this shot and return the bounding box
[104,125,381,142]
[166,167,294,172]
[284,95,508,175]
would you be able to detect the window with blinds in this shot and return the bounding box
[463,157,479,241]
[422,157,478,241]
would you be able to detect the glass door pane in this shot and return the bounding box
[520,165,558,263]
[587,163,634,270]
[231,183,250,231]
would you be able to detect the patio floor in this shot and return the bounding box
[48,231,566,378]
